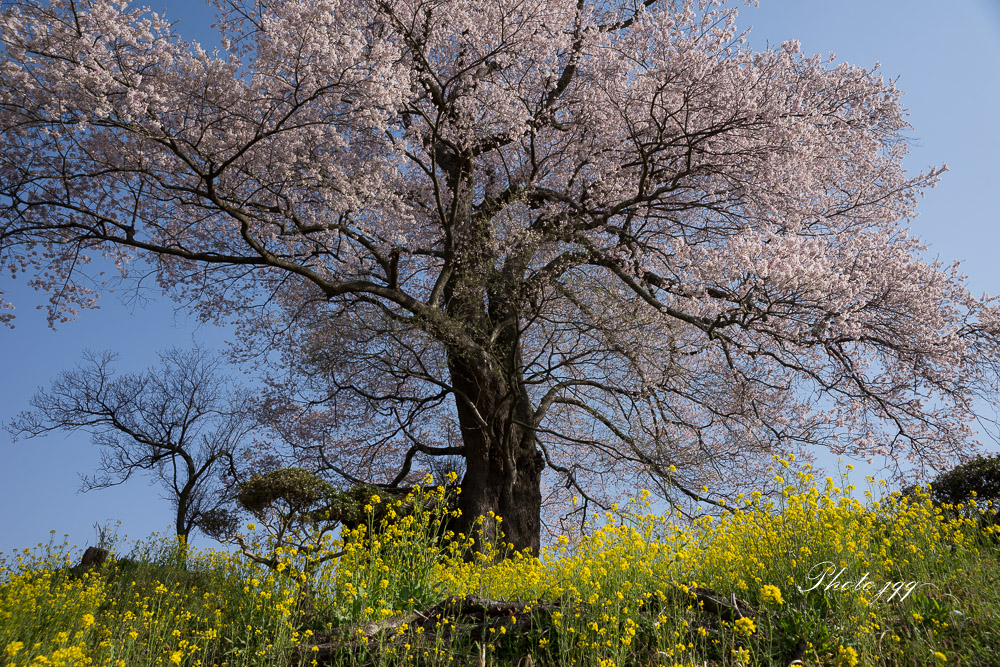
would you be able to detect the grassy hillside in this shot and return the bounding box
[2,463,998,667]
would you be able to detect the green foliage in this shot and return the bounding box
[235,467,425,528]
[927,453,1000,507]
[234,467,460,541]
[236,467,341,520]
[902,454,1000,532]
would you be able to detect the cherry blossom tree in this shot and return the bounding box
[2,0,999,553]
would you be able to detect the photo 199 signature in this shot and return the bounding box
[798,561,936,603]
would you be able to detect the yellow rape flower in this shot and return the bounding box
[761,584,783,605]
[734,617,756,636]
[838,646,860,667]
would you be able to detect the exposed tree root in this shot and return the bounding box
[303,595,560,663]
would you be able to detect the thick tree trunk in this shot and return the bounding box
[448,349,544,555]
[439,147,543,555]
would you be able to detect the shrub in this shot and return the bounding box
[234,467,461,547]
[926,454,1000,507]
[902,454,1000,530]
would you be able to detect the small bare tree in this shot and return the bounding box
[8,347,257,547]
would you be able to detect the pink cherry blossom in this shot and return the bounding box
[2,0,997,551]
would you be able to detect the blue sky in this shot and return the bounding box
[2,0,999,557]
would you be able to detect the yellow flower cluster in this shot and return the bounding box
[0,534,300,667]
[2,468,995,666]
[760,584,783,606]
